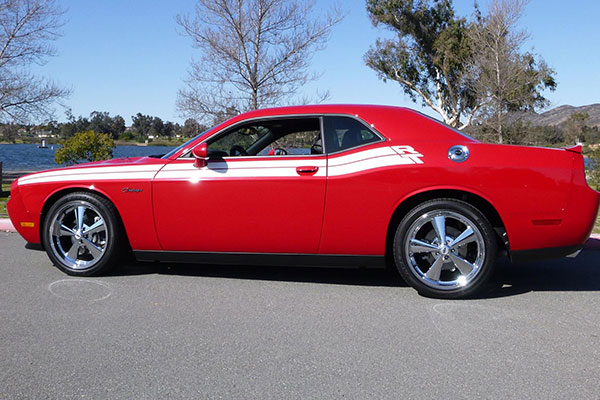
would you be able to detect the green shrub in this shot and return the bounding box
[55,130,115,165]
[583,145,600,190]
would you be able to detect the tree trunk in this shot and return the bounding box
[251,88,258,110]
[497,107,503,144]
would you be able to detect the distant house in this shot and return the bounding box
[34,129,57,138]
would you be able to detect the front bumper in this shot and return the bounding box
[6,180,40,244]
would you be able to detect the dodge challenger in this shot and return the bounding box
[7,105,600,298]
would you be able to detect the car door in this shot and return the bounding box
[318,115,394,256]
[152,116,327,254]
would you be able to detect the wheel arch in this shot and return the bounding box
[385,188,509,265]
[39,186,131,251]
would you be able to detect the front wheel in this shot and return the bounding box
[393,199,497,299]
[42,192,123,276]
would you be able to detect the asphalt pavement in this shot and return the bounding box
[1,232,599,399]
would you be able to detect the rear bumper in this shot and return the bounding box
[510,244,584,263]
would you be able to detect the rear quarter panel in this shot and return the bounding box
[319,107,580,254]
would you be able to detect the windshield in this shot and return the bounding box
[161,128,211,159]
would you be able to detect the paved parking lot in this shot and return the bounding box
[1,232,599,399]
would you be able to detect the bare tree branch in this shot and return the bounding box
[468,0,555,143]
[0,0,70,123]
[176,0,343,123]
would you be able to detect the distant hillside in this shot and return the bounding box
[516,104,600,127]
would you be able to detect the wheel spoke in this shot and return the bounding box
[54,223,75,237]
[432,215,446,244]
[449,227,476,249]
[410,239,438,254]
[75,206,85,231]
[60,224,75,236]
[67,243,80,260]
[449,253,476,276]
[425,255,445,281]
[84,219,105,235]
[82,238,103,258]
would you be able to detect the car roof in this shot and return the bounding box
[234,104,406,119]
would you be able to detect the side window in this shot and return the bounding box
[256,128,322,156]
[208,124,270,157]
[323,116,381,153]
[207,117,322,157]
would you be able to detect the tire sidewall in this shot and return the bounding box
[42,192,121,276]
[393,199,497,299]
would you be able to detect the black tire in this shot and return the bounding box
[42,192,124,276]
[393,198,497,299]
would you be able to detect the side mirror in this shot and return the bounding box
[192,143,208,167]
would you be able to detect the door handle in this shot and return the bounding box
[296,166,319,175]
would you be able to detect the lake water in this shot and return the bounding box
[0,143,175,171]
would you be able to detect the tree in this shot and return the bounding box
[55,131,115,165]
[469,0,555,143]
[176,0,343,123]
[365,0,477,129]
[131,113,154,137]
[584,145,600,190]
[1,124,19,143]
[59,110,89,139]
[163,121,175,138]
[150,116,164,137]
[111,115,126,138]
[563,112,589,145]
[0,0,70,122]
[182,118,201,137]
[44,119,59,135]
[89,111,113,135]
[211,105,239,125]
[365,0,555,136]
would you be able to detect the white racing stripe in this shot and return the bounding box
[158,158,328,180]
[19,170,159,185]
[163,158,328,170]
[159,167,326,180]
[328,147,397,167]
[18,146,424,185]
[18,164,162,183]
[328,154,415,176]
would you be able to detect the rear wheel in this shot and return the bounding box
[393,199,497,299]
[42,192,123,276]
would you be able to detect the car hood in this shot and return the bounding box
[65,156,156,168]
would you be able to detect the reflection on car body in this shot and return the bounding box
[8,105,600,298]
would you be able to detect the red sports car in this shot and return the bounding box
[7,105,600,298]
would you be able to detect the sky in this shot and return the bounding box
[34,0,600,125]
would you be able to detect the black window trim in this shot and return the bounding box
[179,113,386,159]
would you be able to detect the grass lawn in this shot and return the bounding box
[0,183,9,218]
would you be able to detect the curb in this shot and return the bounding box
[0,218,15,232]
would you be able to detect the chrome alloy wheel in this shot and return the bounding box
[404,210,485,290]
[48,201,108,270]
